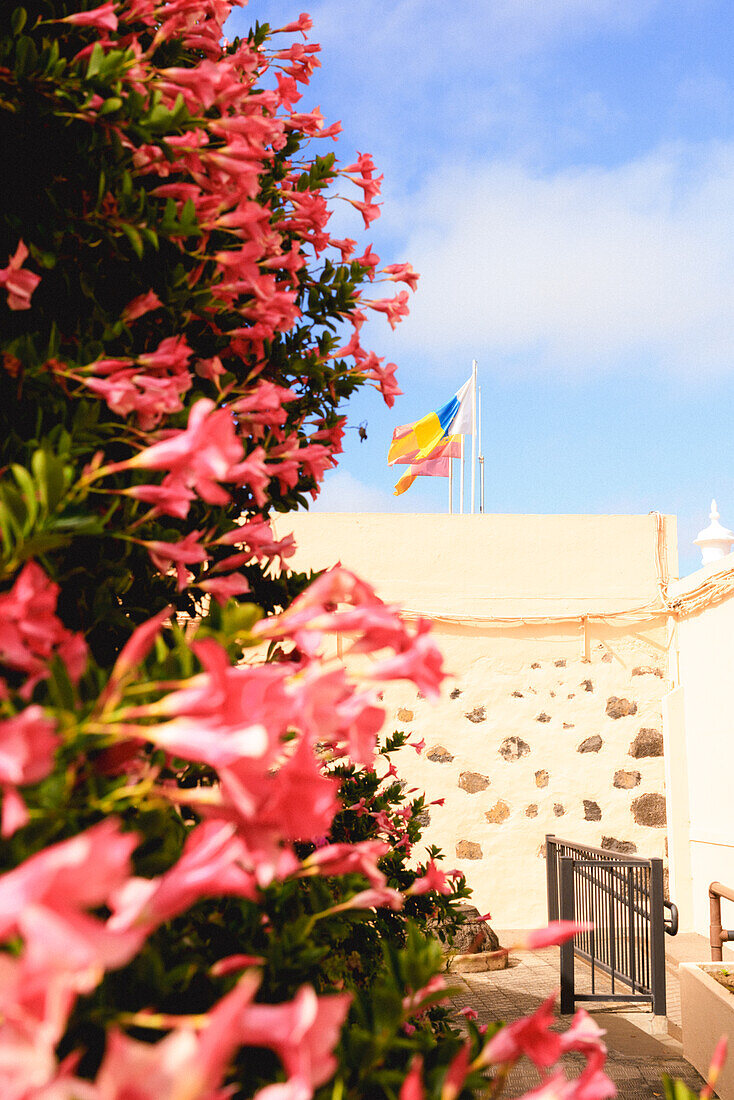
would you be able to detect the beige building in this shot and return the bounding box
[277,512,678,929]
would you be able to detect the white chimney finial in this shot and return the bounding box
[694,499,734,566]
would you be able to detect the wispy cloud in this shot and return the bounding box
[387,141,734,379]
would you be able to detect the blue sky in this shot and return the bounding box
[228,1,734,576]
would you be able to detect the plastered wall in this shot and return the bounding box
[666,553,734,936]
[279,513,677,929]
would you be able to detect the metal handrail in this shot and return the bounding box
[709,881,734,961]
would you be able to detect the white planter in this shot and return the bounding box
[681,963,734,1100]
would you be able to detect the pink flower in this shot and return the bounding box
[129,398,244,502]
[0,706,59,836]
[702,1035,729,1099]
[402,974,447,1016]
[459,1006,478,1021]
[0,820,144,976]
[364,290,409,329]
[511,921,593,951]
[109,822,257,932]
[481,994,561,1069]
[0,240,41,311]
[399,1056,425,1100]
[301,839,389,887]
[327,886,404,915]
[559,1009,607,1055]
[94,973,260,1099]
[237,985,351,1089]
[121,289,162,322]
[142,531,209,590]
[369,625,445,700]
[198,572,251,604]
[381,263,420,291]
[61,2,118,31]
[0,561,87,698]
[442,1043,471,1100]
[407,860,452,896]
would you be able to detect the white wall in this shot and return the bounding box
[667,553,734,936]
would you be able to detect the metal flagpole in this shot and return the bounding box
[459,434,464,514]
[448,457,453,514]
[470,359,477,513]
[478,381,484,513]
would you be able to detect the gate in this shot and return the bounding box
[546,834,678,1016]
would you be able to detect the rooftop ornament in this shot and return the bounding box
[694,499,734,566]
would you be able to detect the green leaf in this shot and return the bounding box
[86,41,104,79]
[10,464,38,528]
[97,96,123,117]
[10,7,27,35]
[14,35,37,77]
[120,223,144,259]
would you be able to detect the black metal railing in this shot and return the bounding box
[546,834,678,1016]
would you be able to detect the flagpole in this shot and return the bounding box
[448,457,453,514]
[470,359,477,514]
[478,381,484,513]
[459,434,464,514]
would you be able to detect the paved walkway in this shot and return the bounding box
[448,932,726,1100]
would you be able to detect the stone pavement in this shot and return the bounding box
[448,932,722,1100]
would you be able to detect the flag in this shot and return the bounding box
[392,435,461,496]
[387,376,473,467]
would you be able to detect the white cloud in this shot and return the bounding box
[305,0,658,69]
[312,470,442,513]
[311,471,395,512]
[387,141,734,378]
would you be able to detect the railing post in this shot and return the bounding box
[546,835,559,923]
[649,858,667,1016]
[710,885,724,961]
[559,855,575,1014]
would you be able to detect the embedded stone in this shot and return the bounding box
[458,771,490,794]
[578,734,602,754]
[555,659,567,668]
[486,800,510,824]
[631,792,666,828]
[535,769,549,788]
[563,722,574,729]
[537,842,547,859]
[427,745,454,764]
[550,691,556,698]
[536,712,551,723]
[553,803,565,817]
[415,808,431,828]
[602,652,613,663]
[602,836,638,854]
[525,803,539,818]
[531,662,541,669]
[632,666,663,678]
[606,697,637,719]
[584,800,602,821]
[614,769,641,789]
[499,736,530,761]
[511,690,524,698]
[567,693,576,699]
[581,679,594,692]
[397,708,414,722]
[450,688,463,699]
[456,840,483,859]
[629,728,663,758]
[465,706,486,724]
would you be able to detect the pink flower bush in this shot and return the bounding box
[0,2,622,1098]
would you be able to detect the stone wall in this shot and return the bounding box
[278,512,677,929]
[383,631,670,928]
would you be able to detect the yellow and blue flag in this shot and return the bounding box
[387,376,473,467]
